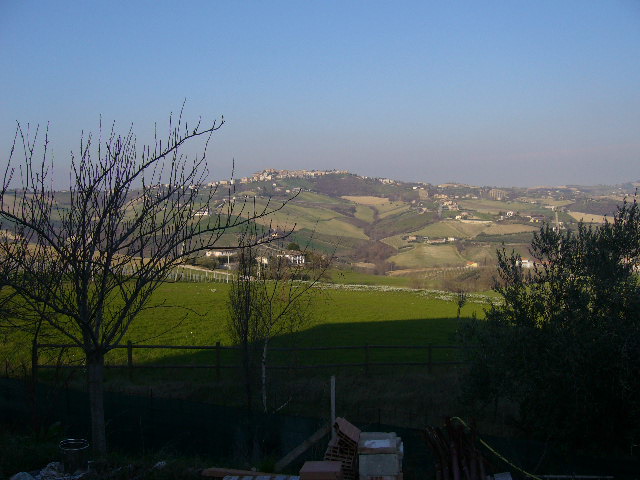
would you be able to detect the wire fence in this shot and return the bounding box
[166,267,232,283]
[32,342,467,381]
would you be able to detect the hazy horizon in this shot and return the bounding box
[1,1,639,188]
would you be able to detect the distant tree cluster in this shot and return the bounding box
[460,198,640,452]
[570,197,623,216]
[352,241,396,275]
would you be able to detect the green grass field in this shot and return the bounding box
[380,220,484,248]
[457,198,538,215]
[124,282,484,347]
[296,191,349,205]
[379,235,409,249]
[354,205,375,223]
[2,280,490,370]
[322,218,369,239]
[481,223,538,235]
[514,197,573,207]
[389,244,466,268]
[0,277,499,434]
[461,244,499,264]
[568,211,607,223]
[375,201,410,218]
[411,220,487,238]
[250,199,368,239]
[327,269,412,287]
[381,222,539,257]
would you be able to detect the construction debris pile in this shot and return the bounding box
[301,418,403,480]
[358,432,404,480]
[203,418,403,480]
[322,418,360,480]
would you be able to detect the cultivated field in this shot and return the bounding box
[411,220,486,238]
[514,197,573,207]
[354,205,376,223]
[297,191,348,205]
[568,211,607,223]
[250,199,369,239]
[389,244,466,268]
[481,223,538,235]
[341,195,390,205]
[375,202,410,219]
[457,198,540,215]
[380,235,413,249]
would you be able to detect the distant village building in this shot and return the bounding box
[245,168,350,184]
[256,256,270,265]
[206,249,238,259]
[518,258,533,268]
[277,251,306,265]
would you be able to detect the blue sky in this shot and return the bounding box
[1,1,639,187]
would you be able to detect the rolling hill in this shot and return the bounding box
[202,170,636,277]
[34,170,630,279]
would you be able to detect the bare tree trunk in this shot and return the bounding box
[242,341,253,412]
[30,334,40,434]
[261,335,270,413]
[87,351,106,456]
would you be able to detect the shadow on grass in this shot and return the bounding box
[25,318,470,478]
[18,313,640,479]
[117,316,467,370]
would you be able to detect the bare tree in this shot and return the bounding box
[455,289,468,320]
[0,110,286,455]
[226,231,262,412]
[227,236,331,413]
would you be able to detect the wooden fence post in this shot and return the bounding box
[215,341,221,382]
[364,344,370,375]
[30,339,39,433]
[427,344,433,374]
[127,341,133,380]
[31,340,38,384]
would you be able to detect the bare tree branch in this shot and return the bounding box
[0,109,293,455]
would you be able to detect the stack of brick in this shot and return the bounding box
[299,461,343,480]
[323,417,361,480]
[357,432,403,480]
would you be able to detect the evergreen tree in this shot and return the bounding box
[461,197,640,451]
